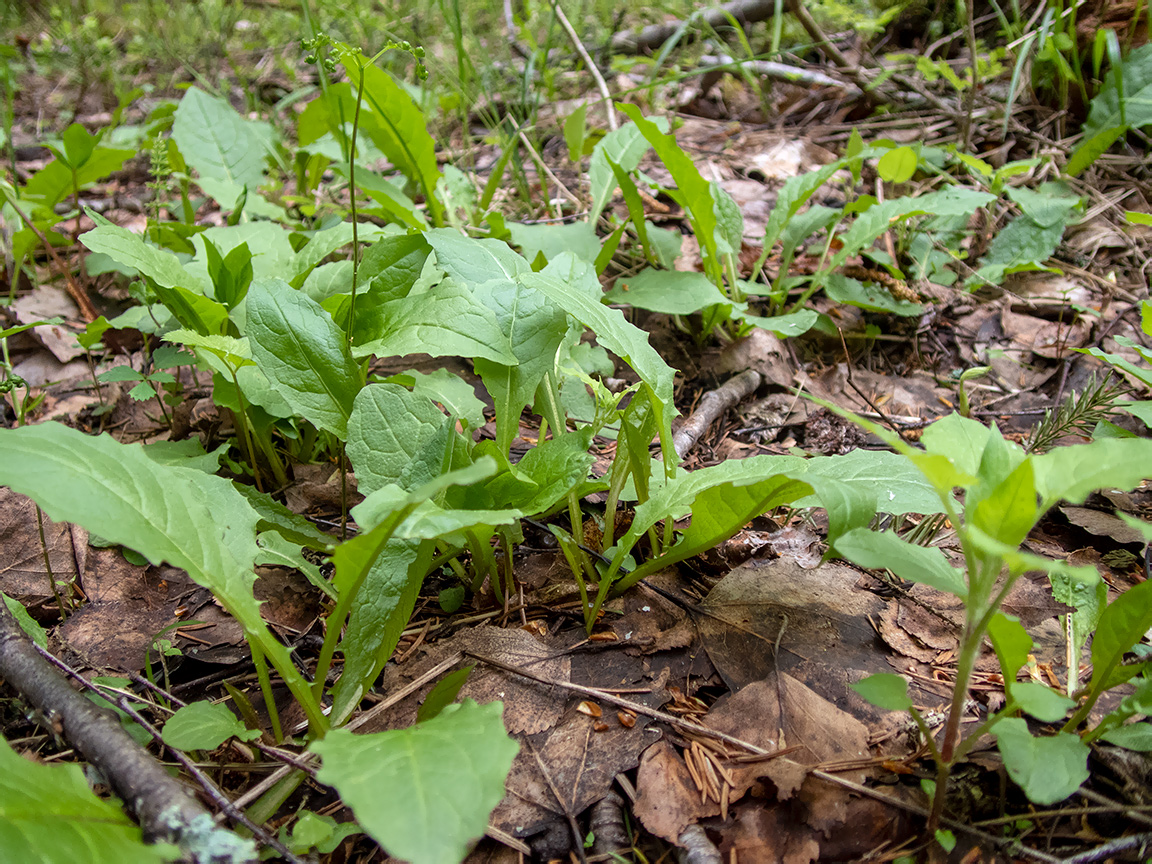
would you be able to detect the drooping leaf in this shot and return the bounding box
[312,700,518,864]
[508,221,601,265]
[994,718,1088,805]
[246,278,362,439]
[834,528,967,598]
[1032,437,1152,508]
[0,737,177,864]
[424,229,530,284]
[0,423,321,731]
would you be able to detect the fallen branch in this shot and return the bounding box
[0,600,257,864]
[673,369,762,459]
[699,53,860,93]
[609,0,775,55]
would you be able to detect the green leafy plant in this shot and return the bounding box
[831,408,1152,831]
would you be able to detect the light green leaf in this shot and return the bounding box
[312,700,518,864]
[1032,437,1152,507]
[851,673,913,710]
[509,221,601,265]
[424,229,530,284]
[878,146,917,183]
[994,718,1088,805]
[799,448,944,516]
[824,273,922,316]
[1089,579,1152,693]
[3,593,47,649]
[172,86,270,196]
[971,458,1037,548]
[987,613,1032,681]
[588,121,659,223]
[80,224,209,295]
[1009,682,1075,723]
[921,412,990,476]
[417,666,474,722]
[605,269,732,315]
[472,277,570,454]
[353,280,518,365]
[162,701,259,750]
[380,368,487,431]
[245,278,361,438]
[347,383,453,496]
[0,422,320,732]
[1101,723,1152,751]
[834,528,967,598]
[741,309,819,338]
[0,737,177,864]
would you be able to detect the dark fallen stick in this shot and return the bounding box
[0,599,257,864]
[609,0,775,55]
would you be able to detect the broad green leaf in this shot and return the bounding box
[344,59,444,224]
[353,280,517,364]
[472,277,570,453]
[563,104,587,161]
[470,430,596,516]
[987,613,1032,681]
[741,309,818,338]
[330,537,426,723]
[424,229,530,284]
[1101,723,1152,751]
[334,163,426,230]
[80,223,209,295]
[0,423,320,730]
[1082,44,1152,142]
[0,737,179,864]
[417,666,474,722]
[852,673,913,711]
[1032,437,1152,507]
[824,273,922,316]
[508,221,601,265]
[246,278,361,438]
[711,182,744,254]
[617,104,719,266]
[921,412,990,476]
[312,700,518,864]
[22,144,134,207]
[801,474,874,540]
[1009,682,1075,723]
[616,474,811,589]
[1007,184,1081,228]
[286,812,363,855]
[799,448,943,516]
[380,368,486,431]
[519,270,679,470]
[347,383,453,495]
[994,718,1088,805]
[834,528,967,598]
[233,483,334,549]
[971,458,1037,548]
[1089,579,1152,693]
[141,438,226,474]
[172,86,271,200]
[605,269,732,315]
[256,531,334,599]
[162,701,259,750]
[762,160,847,253]
[970,214,1065,287]
[877,146,917,183]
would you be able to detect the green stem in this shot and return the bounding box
[250,644,284,744]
